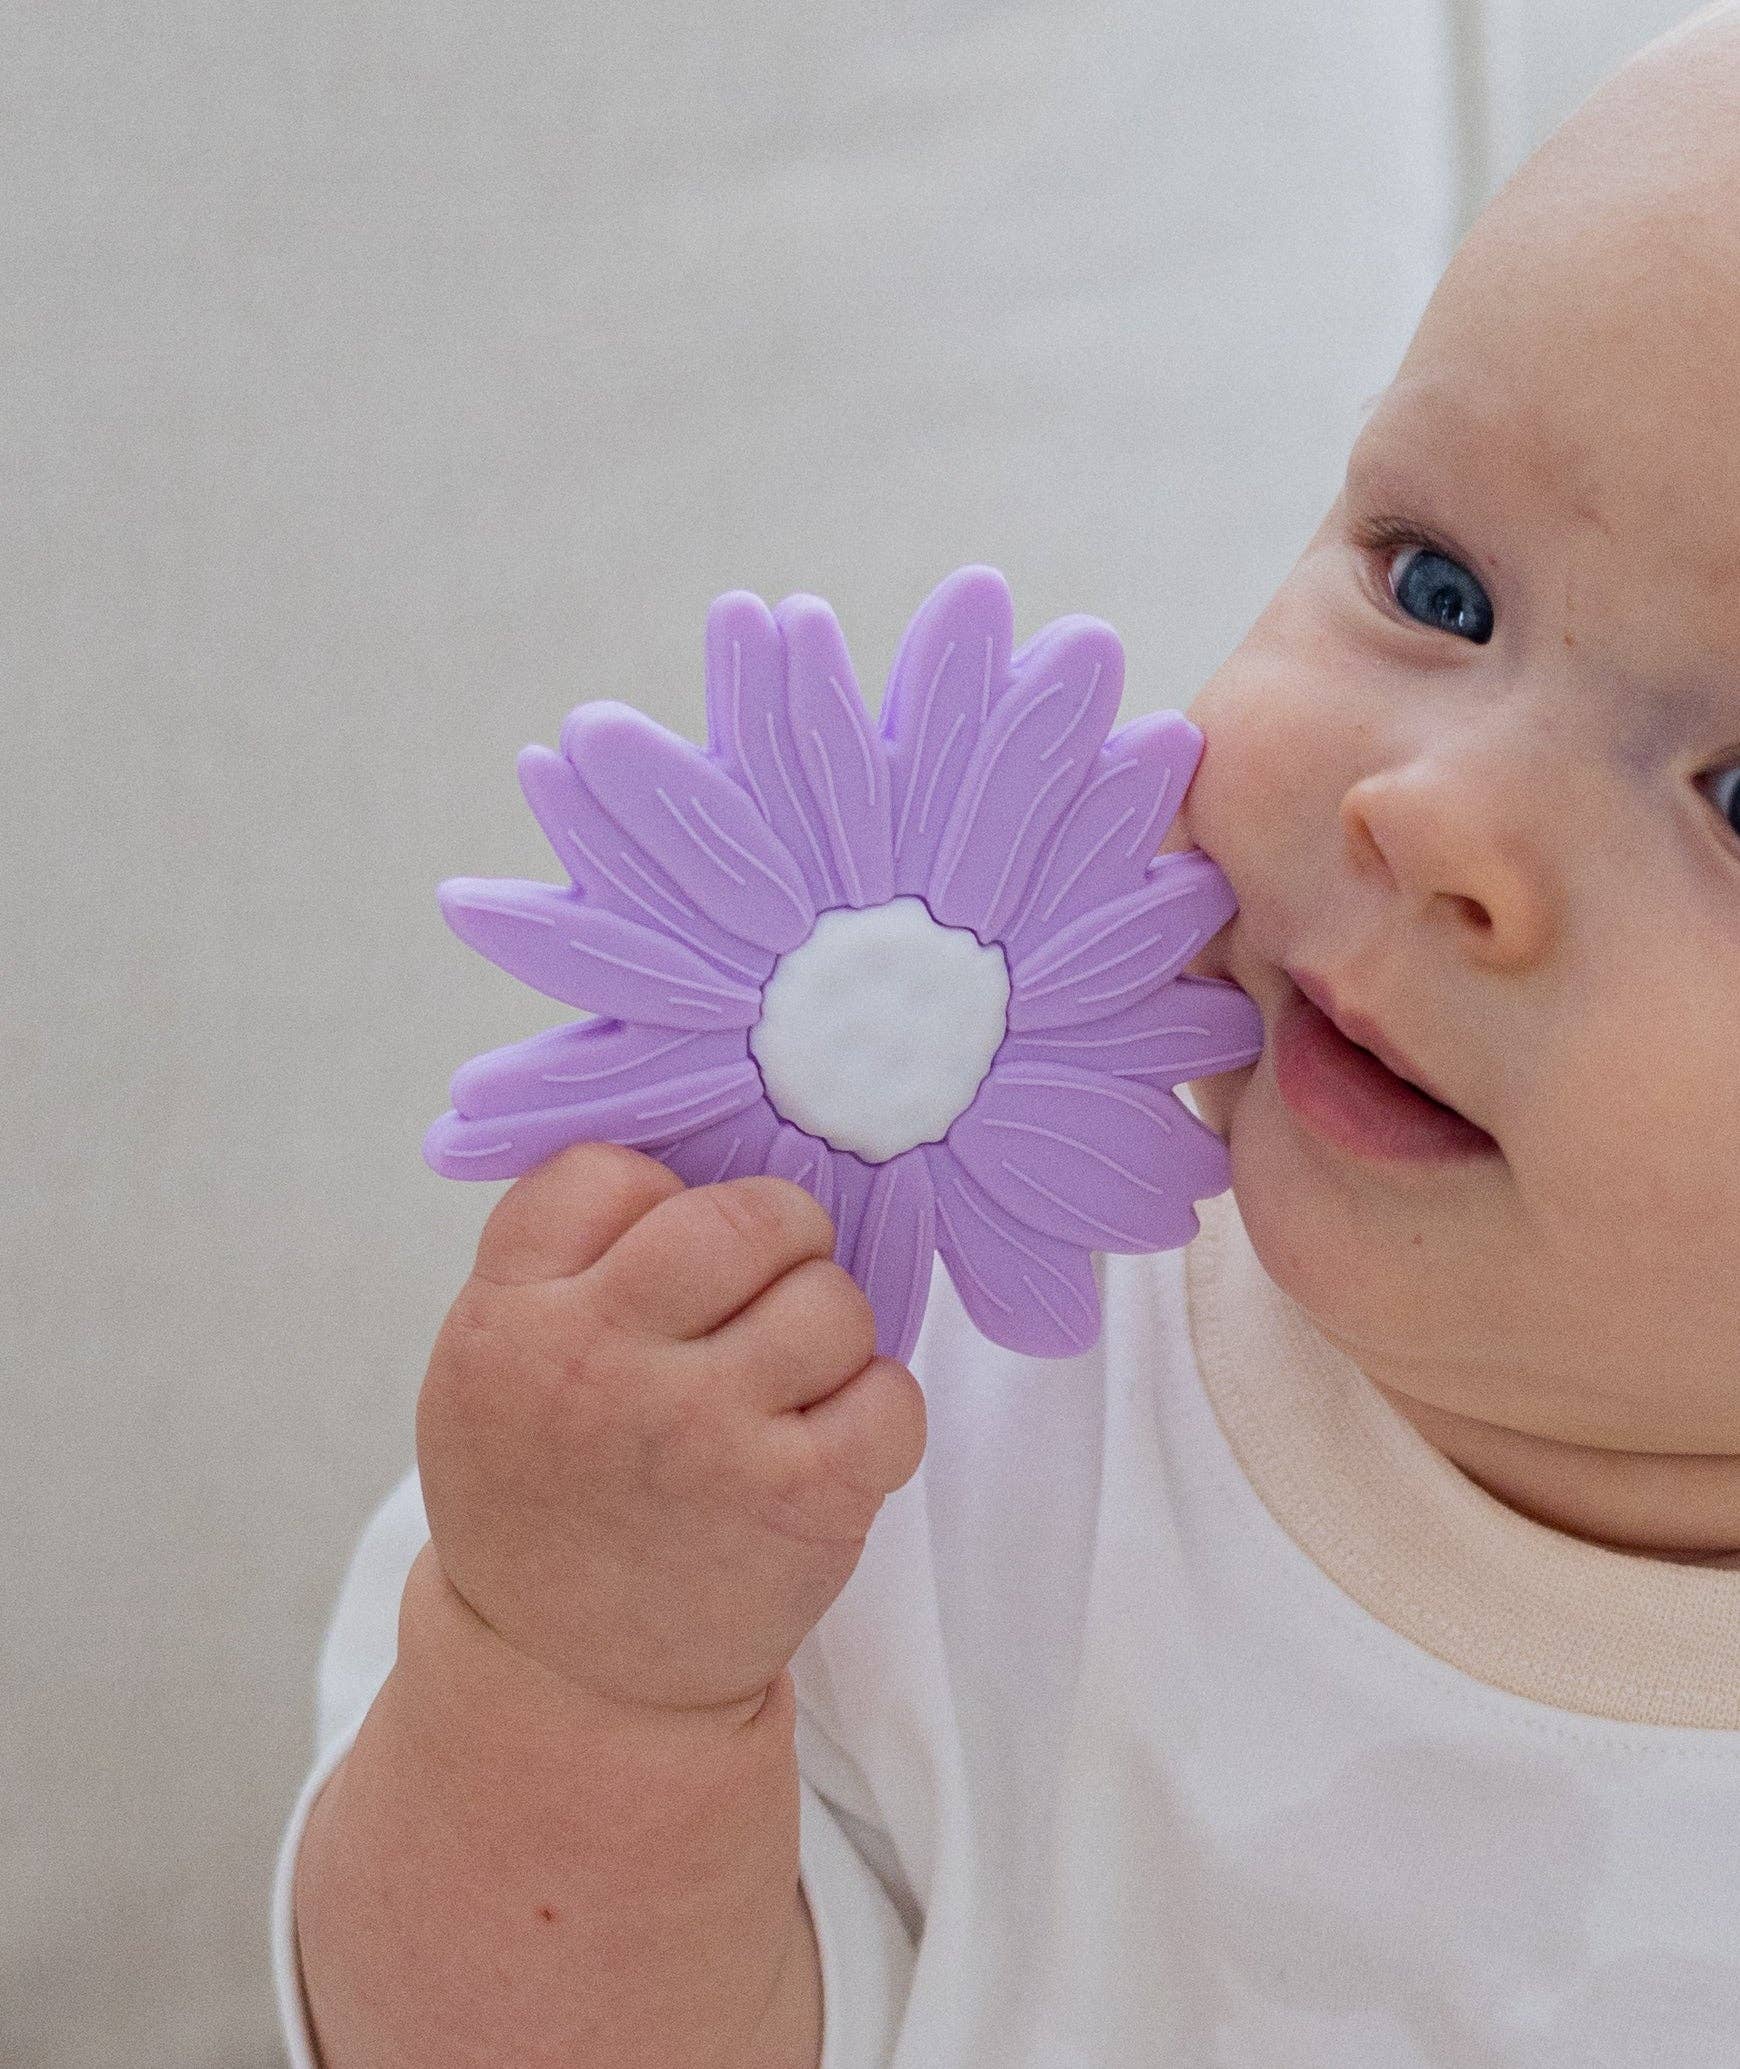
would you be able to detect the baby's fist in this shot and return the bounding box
[416,1139,927,1719]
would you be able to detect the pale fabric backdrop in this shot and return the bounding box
[2,2,1696,2060]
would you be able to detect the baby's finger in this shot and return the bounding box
[685,1255,879,1415]
[585,1174,837,1340]
[470,1140,685,1287]
[756,1356,929,1543]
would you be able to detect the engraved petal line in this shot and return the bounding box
[981,1109,1176,1189]
[626,1066,762,1128]
[856,1171,894,1291]
[608,846,768,980]
[996,1067,1182,1127]
[539,1029,708,1085]
[1035,666,1099,760]
[914,710,967,840]
[1034,800,1139,928]
[1013,882,1201,1002]
[684,792,814,928]
[1056,923,1207,1008]
[461,894,554,925]
[933,1188,1016,1317]
[703,1135,742,1183]
[726,639,778,824]
[652,784,746,885]
[1124,766,1179,860]
[829,673,879,806]
[562,936,744,1011]
[806,727,864,906]
[1074,934,1209,1009]
[858,1155,931,1299]
[979,758,1081,929]
[890,639,953,858]
[765,709,839,902]
[561,828,764,983]
[1005,1020,1228,1057]
[945,1161,1095,1318]
[1024,1274,1074,1338]
[990,1156,1146,1244]
[931,673,1084,916]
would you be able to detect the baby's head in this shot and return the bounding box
[1171,5,1740,1554]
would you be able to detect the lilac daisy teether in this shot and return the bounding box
[424,566,1263,1362]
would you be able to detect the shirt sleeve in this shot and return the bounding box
[270,1469,917,2069]
[270,1468,428,2069]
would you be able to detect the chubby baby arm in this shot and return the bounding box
[291,1141,927,2069]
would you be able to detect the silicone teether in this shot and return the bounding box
[424,565,1263,1361]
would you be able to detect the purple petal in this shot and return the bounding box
[924,1146,1101,1357]
[946,1059,1228,1252]
[774,594,894,908]
[436,878,763,1028]
[702,590,843,909]
[647,1095,783,1190]
[926,616,1124,940]
[998,711,1204,967]
[449,1017,748,1118]
[877,566,1014,897]
[824,1150,876,1275]
[765,1121,838,1225]
[422,1055,765,1183]
[1005,852,1238,1034]
[1000,976,1265,1086]
[518,745,774,987]
[845,1150,936,1366]
[560,701,815,954]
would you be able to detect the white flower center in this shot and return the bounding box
[750,897,1010,1162]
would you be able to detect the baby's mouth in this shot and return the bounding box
[1268,967,1504,1164]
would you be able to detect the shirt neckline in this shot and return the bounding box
[1182,1185,1740,1730]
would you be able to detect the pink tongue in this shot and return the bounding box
[1335,1027,1492,1141]
[1349,1042,1451,1112]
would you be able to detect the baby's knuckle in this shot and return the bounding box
[424,1283,527,1436]
[774,1255,875,1366]
[572,1139,685,1219]
[817,1261,878,1357]
[441,1276,505,1354]
[703,1175,831,1266]
[476,1142,681,1284]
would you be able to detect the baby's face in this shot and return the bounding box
[1169,24,1740,1473]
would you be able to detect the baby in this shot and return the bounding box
[278,10,1740,2065]
[1167,4,1740,1569]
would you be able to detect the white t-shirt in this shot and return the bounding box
[273,1183,1740,2066]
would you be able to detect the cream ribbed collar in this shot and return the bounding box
[1182,1185,1740,1730]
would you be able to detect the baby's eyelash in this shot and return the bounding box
[1347,513,1466,568]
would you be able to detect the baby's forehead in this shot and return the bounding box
[1361,271,1740,587]
[1348,355,1740,704]
[1375,20,1740,606]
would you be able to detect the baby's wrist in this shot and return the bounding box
[397,1544,778,1755]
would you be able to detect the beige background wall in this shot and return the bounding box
[3,2,1695,2060]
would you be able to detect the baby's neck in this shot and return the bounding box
[1369,1383,1740,1566]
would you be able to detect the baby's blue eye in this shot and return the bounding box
[1390,547,1494,644]
[1709,764,1740,846]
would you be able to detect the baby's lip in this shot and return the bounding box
[1281,963,1489,1131]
